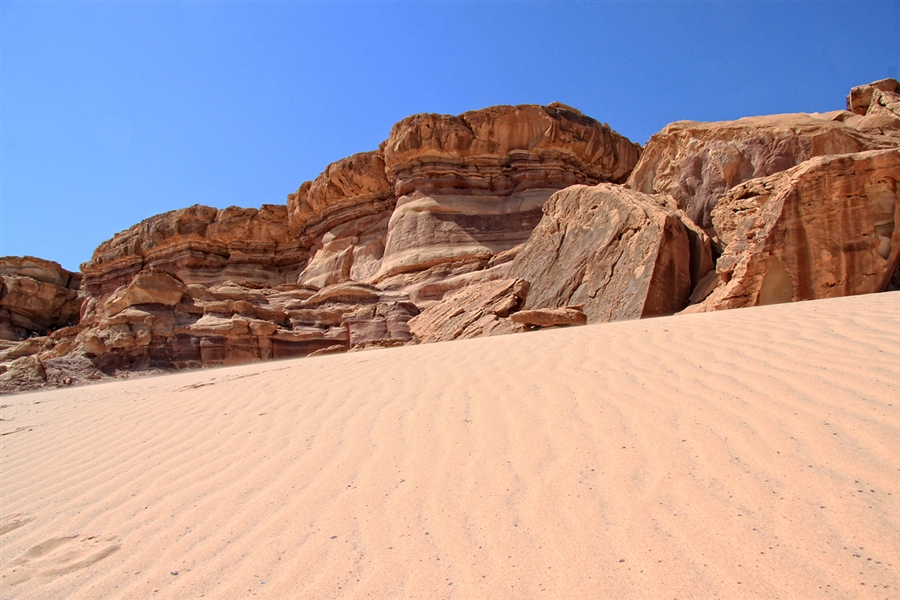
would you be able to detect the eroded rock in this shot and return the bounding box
[509,184,706,322]
[407,278,529,343]
[626,113,890,230]
[0,257,82,341]
[688,148,900,311]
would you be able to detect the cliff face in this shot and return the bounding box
[0,257,81,341]
[2,80,898,393]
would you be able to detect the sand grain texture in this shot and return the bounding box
[2,293,899,599]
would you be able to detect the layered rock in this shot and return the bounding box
[7,83,900,393]
[626,112,892,230]
[0,257,82,340]
[288,151,395,287]
[372,104,641,289]
[687,148,900,311]
[83,204,306,296]
[508,184,709,322]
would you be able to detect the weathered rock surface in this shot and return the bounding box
[842,78,900,144]
[374,104,641,289]
[83,204,306,296]
[626,112,892,230]
[5,83,899,393]
[687,148,900,311]
[407,279,529,343]
[508,184,708,322]
[0,257,82,340]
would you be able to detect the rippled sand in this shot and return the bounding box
[2,292,898,599]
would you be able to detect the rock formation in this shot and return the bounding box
[687,148,900,311]
[3,81,898,393]
[507,184,708,322]
[0,257,81,340]
[407,279,529,343]
[626,112,894,230]
[291,103,641,294]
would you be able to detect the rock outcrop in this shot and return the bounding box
[0,257,81,340]
[687,148,900,311]
[374,104,641,290]
[626,113,893,230]
[4,82,898,393]
[507,184,709,322]
[83,204,307,295]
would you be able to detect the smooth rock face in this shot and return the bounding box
[373,104,641,288]
[626,113,889,230]
[508,184,705,322]
[407,279,529,343]
[688,149,900,311]
[0,257,82,340]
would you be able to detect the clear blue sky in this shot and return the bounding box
[2,1,898,272]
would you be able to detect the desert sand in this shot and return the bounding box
[2,292,898,599]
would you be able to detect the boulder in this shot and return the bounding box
[687,148,900,311]
[509,306,587,327]
[104,271,185,316]
[508,184,705,322]
[407,278,529,343]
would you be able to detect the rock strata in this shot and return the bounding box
[4,83,898,393]
[373,104,640,290]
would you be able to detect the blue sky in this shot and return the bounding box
[2,1,898,272]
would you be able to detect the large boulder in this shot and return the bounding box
[626,112,890,230]
[687,148,900,312]
[0,256,82,340]
[407,278,529,343]
[508,184,709,322]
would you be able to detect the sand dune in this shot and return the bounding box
[2,292,899,599]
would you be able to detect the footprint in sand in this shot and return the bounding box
[0,513,34,536]
[1,533,121,586]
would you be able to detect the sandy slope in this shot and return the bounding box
[1,292,898,599]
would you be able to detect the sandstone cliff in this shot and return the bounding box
[686,148,900,311]
[626,109,896,231]
[3,81,897,393]
[0,257,81,341]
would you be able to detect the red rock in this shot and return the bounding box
[687,149,900,311]
[407,279,529,343]
[626,113,890,230]
[509,184,705,322]
[509,306,587,327]
[0,256,82,340]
